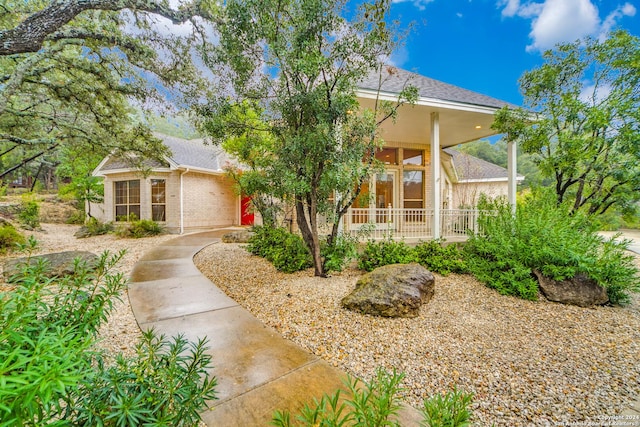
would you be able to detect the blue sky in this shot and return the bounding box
[384,0,639,105]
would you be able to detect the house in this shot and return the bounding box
[91,68,521,237]
[343,68,520,240]
[442,148,525,210]
[90,134,250,234]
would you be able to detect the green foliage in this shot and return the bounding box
[17,193,40,229]
[67,331,217,427]
[0,222,25,253]
[465,191,640,303]
[358,238,468,276]
[115,219,164,238]
[65,210,86,225]
[0,2,217,186]
[0,249,127,424]
[0,245,216,426]
[247,226,313,273]
[76,217,114,238]
[273,368,474,427]
[413,240,467,276]
[272,367,405,427]
[321,233,359,274]
[201,0,417,276]
[358,237,415,272]
[492,30,640,216]
[421,387,474,427]
[595,208,640,231]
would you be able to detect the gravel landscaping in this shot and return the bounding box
[194,242,640,427]
[2,223,639,426]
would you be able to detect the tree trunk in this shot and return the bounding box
[295,200,325,277]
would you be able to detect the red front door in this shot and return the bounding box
[241,195,254,226]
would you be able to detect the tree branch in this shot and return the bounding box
[0,0,215,56]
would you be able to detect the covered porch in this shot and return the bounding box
[343,68,519,240]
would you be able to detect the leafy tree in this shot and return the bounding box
[199,0,417,277]
[493,30,640,215]
[0,1,219,182]
[210,101,284,227]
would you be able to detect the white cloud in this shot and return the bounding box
[527,0,599,51]
[600,3,637,41]
[498,0,637,52]
[499,0,521,17]
[579,81,612,104]
[391,0,435,11]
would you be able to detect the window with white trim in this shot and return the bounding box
[115,180,140,221]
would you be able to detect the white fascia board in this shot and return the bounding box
[96,167,174,176]
[459,176,525,183]
[91,156,111,176]
[175,165,226,176]
[356,89,501,115]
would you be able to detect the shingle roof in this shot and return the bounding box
[161,134,233,172]
[443,148,523,181]
[98,134,236,174]
[359,67,518,110]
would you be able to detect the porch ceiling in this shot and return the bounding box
[357,96,502,148]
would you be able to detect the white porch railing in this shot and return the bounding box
[342,207,485,241]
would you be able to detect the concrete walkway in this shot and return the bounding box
[129,229,640,426]
[599,229,640,254]
[128,229,422,426]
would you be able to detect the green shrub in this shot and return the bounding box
[0,223,26,254]
[115,219,164,238]
[75,217,114,238]
[465,190,640,303]
[247,226,312,273]
[272,367,474,427]
[65,209,86,225]
[0,245,216,426]
[414,239,467,276]
[67,331,217,426]
[17,193,40,229]
[272,367,405,427]
[422,387,474,427]
[321,233,358,273]
[357,237,415,272]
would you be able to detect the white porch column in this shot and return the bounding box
[431,112,441,239]
[507,140,517,213]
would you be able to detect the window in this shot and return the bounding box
[375,148,398,165]
[115,180,140,220]
[151,179,166,221]
[403,170,424,209]
[403,149,423,165]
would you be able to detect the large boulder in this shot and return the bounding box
[3,251,99,281]
[341,263,435,318]
[222,230,254,243]
[533,270,609,307]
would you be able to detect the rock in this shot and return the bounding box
[341,263,435,318]
[533,270,609,307]
[3,251,99,281]
[222,230,254,243]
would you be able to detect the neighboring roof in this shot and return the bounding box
[161,134,233,172]
[95,134,237,175]
[443,148,524,182]
[358,67,518,110]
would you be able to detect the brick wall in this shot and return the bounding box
[90,170,239,233]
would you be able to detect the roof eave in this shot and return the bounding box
[356,88,504,115]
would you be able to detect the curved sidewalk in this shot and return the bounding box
[128,229,422,426]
